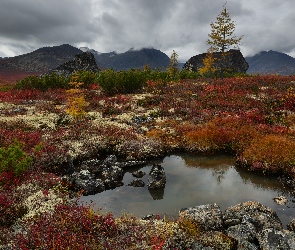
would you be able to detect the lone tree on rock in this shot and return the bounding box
[207,3,243,53]
[201,3,243,77]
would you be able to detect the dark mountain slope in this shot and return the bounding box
[246,50,295,75]
[0,44,82,83]
[0,44,82,73]
[94,48,170,70]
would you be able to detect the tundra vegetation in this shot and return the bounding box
[1,68,295,248]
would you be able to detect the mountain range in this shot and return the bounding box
[87,47,170,71]
[245,50,295,75]
[0,44,294,84]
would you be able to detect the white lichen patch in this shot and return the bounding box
[115,112,136,122]
[0,102,16,110]
[87,111,103,120]
[67,140,85,159]
[0,110,59,130]
[131,93,154,101]
[22,189,65,219]
[91,115,133,130]
[246,93,268,101]
[16,183,41,194]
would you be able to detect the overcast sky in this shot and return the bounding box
[0,0,294,61]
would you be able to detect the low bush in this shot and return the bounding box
[0,139,32,176]
[15,73,68,90]
[66,78,89,120]
[241,134,295,174]
[184,117,259,153]
[97,69,146,95]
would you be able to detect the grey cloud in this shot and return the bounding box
[0,0,294,60]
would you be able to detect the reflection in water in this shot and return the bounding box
[149,187,165,200]
[80,153,295,227]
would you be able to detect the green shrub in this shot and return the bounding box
[179,70,201,79]
[0,140,32,175]
[15,72,68,90]
[71,70,98,87]
[97,69,146,95]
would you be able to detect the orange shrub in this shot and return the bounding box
[242,134,295,174]
[184,117,259,153]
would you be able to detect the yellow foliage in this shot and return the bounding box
[66,78,89,120]
[199,48,217,77]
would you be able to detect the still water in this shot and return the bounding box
[80,153,295,227]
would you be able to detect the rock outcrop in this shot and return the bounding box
[48,52,100,77]
[69,169,105,195]
[147,164,166,200]
[183,49,249,74]
[180,201,295,249]
[147,164,166,190]
[65,155,146,195]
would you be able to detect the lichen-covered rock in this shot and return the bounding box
[197,231,238,250]
[257,228,295,250]
[147,164,166,189]
[226,217,259,249]
[70,170,105,195]
[128,179,145,187]
[179,203,223,232]
[273,196,288,205]
[68,155,147,194]
[223,201,283,232]
[132,170,146,178]
[287,218,295,232]
[183,49,249,74]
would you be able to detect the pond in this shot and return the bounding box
[80,153,295,227]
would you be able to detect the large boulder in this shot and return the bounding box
[223,201,283,231]
[179,201,295,249]
[48,52,100,77]
[183,49,249,74]
[179,203,224,232]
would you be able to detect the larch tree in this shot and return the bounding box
[207,3,243,53]
[203,3,243,77]
[198,47,217,77]
[167,50,179,79]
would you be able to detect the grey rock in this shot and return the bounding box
[132,115,153,125]
[119,160,146,168]
[132,170,146,178]
[191,242,214,250]
[103,155,117,166]
[100,165,124,189]
[141,214,160,220]
[226,218,257,243]
[257,228,295,250]
[287,219,295,232]
[179,203,223,232]
[147,164,166,189]
[273,196,288,205]
[71,170,105,195]
[226,217,259,249]
[223,201,283,232]
[128,179,145,187]
[183,49,249,74]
